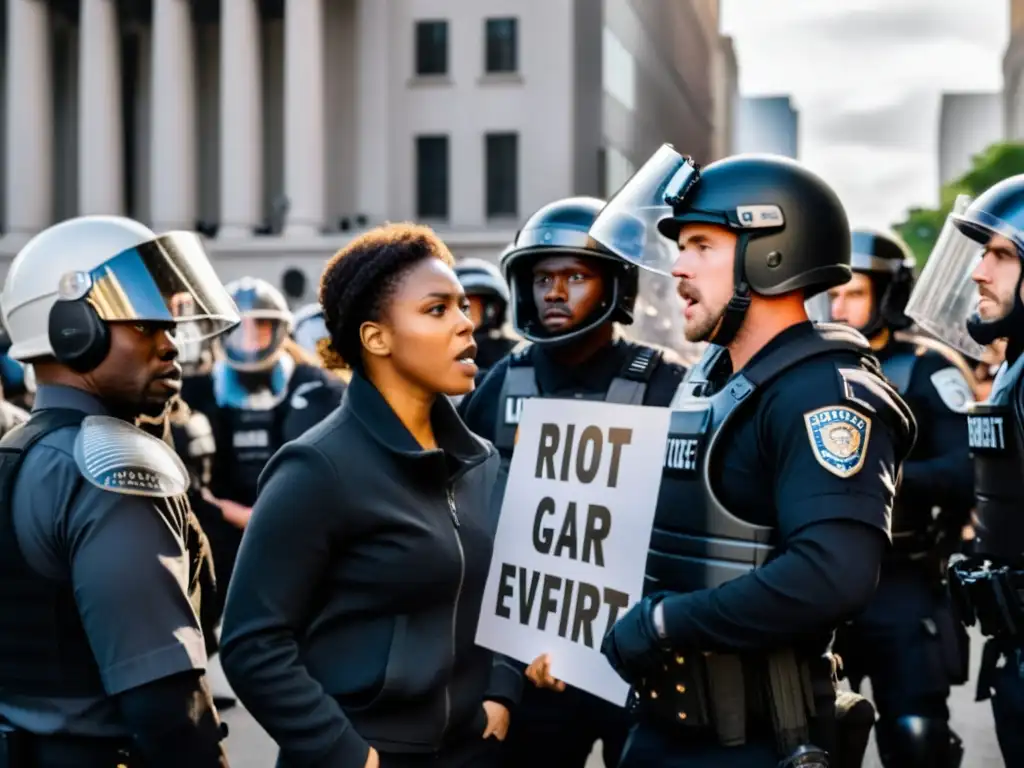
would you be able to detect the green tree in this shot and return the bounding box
[893,142,1024,268]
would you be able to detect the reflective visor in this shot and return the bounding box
[75,232,239,340]
[588,144,700,275]
[221,316,289,370]
[903,208,1019,360]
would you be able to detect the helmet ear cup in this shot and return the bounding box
[48,300,111,374]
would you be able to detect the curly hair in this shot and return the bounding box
[319,222,456,373]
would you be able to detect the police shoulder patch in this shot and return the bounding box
[930,367,973,414]
[803,406,872,479]
[73,415,189,498]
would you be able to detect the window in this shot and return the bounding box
[415,20,448,76]
[486,133,518,218]
[602,27,635,110]
[416,136,449,219]
[485,18,518,74]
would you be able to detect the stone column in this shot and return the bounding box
[5,0,53,237]
[218,0,263,239]
[79,0,124,216]
[150,0,197,231]
[355,0,389,224]
[282,0,325,237]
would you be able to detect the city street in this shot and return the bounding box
[219,627,1003,767]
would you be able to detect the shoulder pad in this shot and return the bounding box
[290,379,328,410]
[73,415,189,497]
[184,411,216,458]
[930,366,974,413]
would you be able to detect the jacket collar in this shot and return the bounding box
[346,371,491,476]
[32,385,109,416]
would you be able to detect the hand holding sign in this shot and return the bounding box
[476,399,670,705]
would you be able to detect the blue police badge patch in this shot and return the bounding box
[803,406,872,478]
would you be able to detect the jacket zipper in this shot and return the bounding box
[442,485,464,741]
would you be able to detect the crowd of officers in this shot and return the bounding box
[0,144,1022,768]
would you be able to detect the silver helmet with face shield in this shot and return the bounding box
[219,277,294,372]
[0,215,239,363]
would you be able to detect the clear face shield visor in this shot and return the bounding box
[62,232,240,342]
[905,196,1020,360]
[587,144,700,276]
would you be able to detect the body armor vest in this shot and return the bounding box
[0,409,106,697]
[490,343,664,513]
[645,326,872,596]
[968,353,1024,560]
[879,345,936,560]
[194,364,325,506]
[636,324,875,746]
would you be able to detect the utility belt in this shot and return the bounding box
[0,727,135,768]
[628,648,841,759]
[948,553,1024,645]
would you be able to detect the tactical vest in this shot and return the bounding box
[638,325,874,749]
[490,344,665,513]
[196,364,326,506]
[968,354,1024,560]
[0,409,106,697]
[879,345,937,560]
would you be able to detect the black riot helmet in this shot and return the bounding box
[589,145,851,346]
[847,227,916,337]
[501,196,639,346]
[905,176,1024,360]
[453,258,510,331]
[220,277,294,372]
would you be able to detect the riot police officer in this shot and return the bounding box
[0,215,239,767]
[574,146,916,767]
[822,227,972,766]
[458,195,688,768]
[181,277,345,617]
[454,256,518,376]
[904,177,1024,766]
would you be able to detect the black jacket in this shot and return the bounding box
[220,372,522,767]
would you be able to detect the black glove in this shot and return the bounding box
[601,594,669,683]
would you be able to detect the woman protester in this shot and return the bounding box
[220,223,522,768]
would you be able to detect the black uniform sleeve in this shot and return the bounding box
[219,444,370,768]
[659,361,905,651]
[898,354,974,516]
[115,671,229,768]
[67,485,207,694]
[457,356,512,442]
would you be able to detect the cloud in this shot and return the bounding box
[720,0,1007,228]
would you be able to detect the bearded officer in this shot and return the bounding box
[0,215,239,767]
[903,178,1024,766]
[454,257,518,377]
[181,277,345,618]
[820,228,972,767]
[458,195,688,768]
[555,146,917,767]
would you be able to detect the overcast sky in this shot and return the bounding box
[720,0,1009,229]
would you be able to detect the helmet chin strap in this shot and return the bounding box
[708,234,751,347]
[967,267,1024,350]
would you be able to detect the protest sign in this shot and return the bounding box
[476,397,670,705]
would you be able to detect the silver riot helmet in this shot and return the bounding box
[0,215,239,364]
[292,302,328,356]
[219,277,294,372]
[906,182,1024,360]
